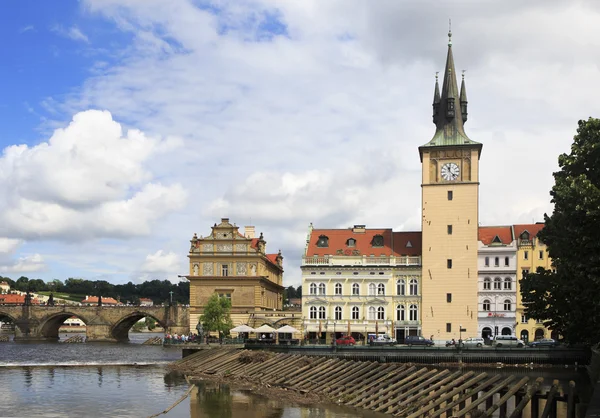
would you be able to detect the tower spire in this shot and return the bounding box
[432,72,440,123]
[460,70,468,123]
[419,29,481,159]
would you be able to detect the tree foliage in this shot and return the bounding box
[200,294,234,338]
[521,117,600,345]
[1,275,190,306]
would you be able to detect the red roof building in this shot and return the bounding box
[81,296,120,306]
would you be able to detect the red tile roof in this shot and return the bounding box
[266,254,279,265]
[513,223,544,239]
[306,228,422,257]
[81,296,119,305]
[0,294,40,305]
[478,226,514,245]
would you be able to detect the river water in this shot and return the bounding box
[0,332,383,418]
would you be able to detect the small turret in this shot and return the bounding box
[432,72,441,124]
[460,70,468,123]
[276,249,283,267]
[257,232,266,254]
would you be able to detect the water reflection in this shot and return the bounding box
[191,382,284,418]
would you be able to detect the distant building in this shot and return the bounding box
[0,281,10,294]
[286,298,302,309]
[81,296,119,306]
[139,298,154,306]
[184,218,302,336]
[62,316,86,327]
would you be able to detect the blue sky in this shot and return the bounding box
[0,0,599,285]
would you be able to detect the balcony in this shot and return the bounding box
[302,255,421,267]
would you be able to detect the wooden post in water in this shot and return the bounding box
[540,380,559,418]
[509,377,544,418]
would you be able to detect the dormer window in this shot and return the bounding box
[491,235,502,244]
[406,241,413,248]
[372,235,384,247]
[347,238,356,247]
[520,231,530,240]
[317,235,329,248]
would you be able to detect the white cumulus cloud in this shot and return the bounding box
[0,110,188,241]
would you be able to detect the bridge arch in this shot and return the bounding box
[0,310,23,335]
[111,311,166,341]
[38,312,91,340]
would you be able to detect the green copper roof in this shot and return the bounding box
[420,32,481,155]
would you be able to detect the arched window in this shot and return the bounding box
[485,257,490,267]
[352,283,360,295]
[309,306,317,319]
[335,283,342,295]
[377,283,385,295]
[318,306,326,319]
[483,299,491,311]
[396,305,405,321]
[409,304,418,321]
[318,283,326,295]
[504,256,509,266]
[309,283,317,295]
[494,257,499,267]
[503,278,512,290]
[334,306,342,320]
[409,279,418,295]
[372,235,384,247]
[347,238,356,247]
[377,307,385,320]
[396,279,405,295]
[368,307,376,320]
[368,283,376,296]
[493,278,502,290]
[503,299,511,311]
[483,278,491,290]
[351,306,359,320]
[535,329,545,340]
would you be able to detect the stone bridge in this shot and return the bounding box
[0,305,189,342]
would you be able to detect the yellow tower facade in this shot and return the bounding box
[419,32,482,341]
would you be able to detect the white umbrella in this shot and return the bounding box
[230,324,255,333]
[254,324,276,334]
[276,325,300,334]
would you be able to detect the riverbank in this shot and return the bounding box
[170,348,589,417]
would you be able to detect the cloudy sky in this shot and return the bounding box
[0,0,598,286]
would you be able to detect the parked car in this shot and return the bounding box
[405,336,434,347]
[492,335,525,348]
[462,337,485,348]
[446,337,485,348]
[370,335,397,346]
[528,338,559,348]
[336,335,356,346]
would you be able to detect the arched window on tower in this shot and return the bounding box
[309,283,317,295]
[483,300,491,311]
[309,306,317,319]
[377,307,385,320]
[409,305,418,321]
[409,279,419,295]
[334,306,342,320]
[351,306,359,320]
[334,283,342,295]
[352,283,360,295]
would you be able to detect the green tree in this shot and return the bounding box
[145,317,156,331]
[200,294,233,340]
[521,117,600,345]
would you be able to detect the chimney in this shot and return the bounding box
[352,225,366,233]
[221,217,230,224]
[244,226,255,238]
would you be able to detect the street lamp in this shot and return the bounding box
[169,291,174,306]
[459,324,463,344]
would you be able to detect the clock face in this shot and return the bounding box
[441,163,460,181]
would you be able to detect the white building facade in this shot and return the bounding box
[477,226,518,340]
[301,225,422,343]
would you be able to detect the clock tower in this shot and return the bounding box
[419,31,482,341]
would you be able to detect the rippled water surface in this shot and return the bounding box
[0,333,377,417]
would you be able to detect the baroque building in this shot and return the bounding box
[301,225,422,343]
[477,226,517,339]
[186,218,286,329]
[419,30,481,341]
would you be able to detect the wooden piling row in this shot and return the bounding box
[170,348,581,417]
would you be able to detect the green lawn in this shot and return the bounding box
[37,291,85,303]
